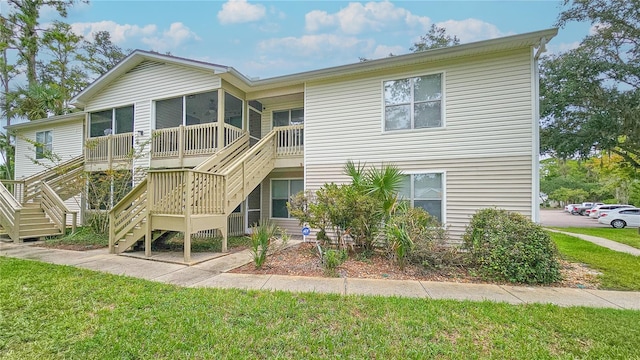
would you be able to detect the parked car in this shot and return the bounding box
[598,207,640,228]
[572,202,594,215]
[565,204,581,213]
[590,204,634,219]
[584,203,604,216]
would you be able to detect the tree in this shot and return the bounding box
[0,16,18,127]
[540,0,640,169]
[38,21,87,111]
[410,24,460,52]
[78,31,128,78]
[359,24,459,62]
[2,0,80,88]
[13,82,66,119]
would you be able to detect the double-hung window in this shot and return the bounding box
[399,173,444,223]
[35,130,52,159]
[89,106,134,137]
[384,73,442,131]
[273,108,304,127]
[271,179,303,218]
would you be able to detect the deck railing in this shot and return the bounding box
[275,124,304,157]
[0,180,25,204]
[21,155,84,204]
[151,123,244,160]
[85,133,134,164]
[148,170,225,215]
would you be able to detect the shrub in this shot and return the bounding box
[463,208,561,284]
[322,248,348,277]
[387,206,457,270]
[250,221,278,269]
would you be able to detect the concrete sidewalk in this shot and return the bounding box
[1,240,639,310]
[546,229,640,256]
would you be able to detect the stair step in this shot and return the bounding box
[19,228,62,239]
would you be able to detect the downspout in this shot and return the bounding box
[531,36,548,223]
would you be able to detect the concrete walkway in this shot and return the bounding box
[1,240,639,310]
[546,229,640,256]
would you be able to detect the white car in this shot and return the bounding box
[565,204,581,213]
[598,207,640,228]
[590,204,633,219]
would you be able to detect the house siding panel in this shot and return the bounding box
[304,48,535,240]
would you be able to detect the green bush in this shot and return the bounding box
[463,208,561,284]
[250,221,278,269]
[322,248,348,277]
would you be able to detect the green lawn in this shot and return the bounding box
[551,232,640,290]
[1,258,639,359]
[43,227,109,249]
[551,227,640,249]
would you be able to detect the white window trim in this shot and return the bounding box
[270,178,304,219]
[89,104,135,137]
[35,130,53,160]
[272,108,304,128]
[401,170,446,225]
[381,71,446,133]
[151,90,224,129]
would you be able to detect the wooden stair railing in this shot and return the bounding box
[40,182,77,235]
[0,181,22,241]
[22,155,84,204]
[108,179,149,254]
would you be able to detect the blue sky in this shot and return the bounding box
[50,0,590,79]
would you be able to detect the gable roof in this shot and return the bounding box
[71,28,557,108]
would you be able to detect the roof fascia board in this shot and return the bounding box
[5,113,86,132]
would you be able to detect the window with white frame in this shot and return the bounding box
[89,105,134,137]
[271,179,303,218]
[384,73,442,131]
[35,130,52,159]
[273,108,304,127]
[399,173,444,222]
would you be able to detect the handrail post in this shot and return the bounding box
[184,170,193,263]
[178,125,185,167]
[107,134,113,169]
[14,209,21,243]
[109,209,116,254]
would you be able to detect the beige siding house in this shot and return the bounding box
[2,28,556,260]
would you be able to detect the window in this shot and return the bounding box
[399,173,444,223]
[271,179,303,218]
[89,105,134,137]
[384,73,442,131]
[156,91,222,129]
[35,130,52,159]
[273,108,304,127]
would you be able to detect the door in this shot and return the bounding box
[248,107,262,147]
[246,185,262,232]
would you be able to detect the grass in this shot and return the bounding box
[550,232,640,290]
[550,226,640,249]
[1,257,639,359]
[154,235,251,253]
[42,227,109,249]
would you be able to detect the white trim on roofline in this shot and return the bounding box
[71,28,558,109]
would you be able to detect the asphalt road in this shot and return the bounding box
[539,209,609,228]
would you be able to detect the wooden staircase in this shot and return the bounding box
[109,125,303,261]
[16,205,63,239]
[0,156,83,242]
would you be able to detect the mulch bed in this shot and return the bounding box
[231,242,601,289]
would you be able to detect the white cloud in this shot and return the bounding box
[71,21,157,43]
[259,34,374,58]
[218,0,266,25]
[547,41,581,55]
[371,44,405,59]
[305,1,430,34]
[142,23,200,52]
[434,18,508,43]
